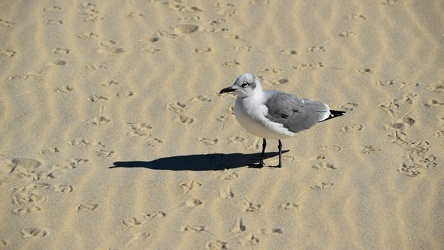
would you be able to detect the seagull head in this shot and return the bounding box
[219,73,262,97]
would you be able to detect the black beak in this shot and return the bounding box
[219,87,236,94]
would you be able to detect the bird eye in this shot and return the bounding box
[241,82,249,88]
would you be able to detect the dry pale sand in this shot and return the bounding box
[0,0,443,249]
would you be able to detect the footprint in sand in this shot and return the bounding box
[69,139,104,148]
[400,82,420,90]
[97,46,125,55]
[143,47,160,54]
[308,46,325,52]
[21,227,50,238]
[185,198,203,208]
[260,228,283,235]
[180,225,205,233]
[357,67,372,73]
[43,5,62,12]
[219,186,234,199]
[145,211,166,218]
[100,80,119,87]
[175,115,194,124]
[235,45,251,51]
[94,149,116,159]
[167,102,187,113]
[115,91,134,97]
[427,80,444,92]
[262,67,282,73]
[190,95,211,103]
[321,145,341,152]
[179,15,201,22]
[281,49,297,55]
[6,158,55,181]
[86,63,107,71]
[433,130,443,138]
[194,47,211,53]
[122,211,166,227]
[216,113,231,123]
[144,138,164,147]
[47,59,66,66]
[13,205,42,215]
[6,158,41,175]
[126,12,145,18]
[223,60,240,67]
[78,2,103,22]
[349,14,367,20]
[52,48,70,54]
[311,182,334,190]
[168,2,202,12]
[280,202,299,211]
[56,85,74,93]
[397,117,417,130]
[340,102,358,111]
[0,18,14,27]
[263,77,289,86]
[88,95,108,102]
[230,217,246,233]
[52,184,73,193]
[1,50,16,57]
[239,233,259,246]
[77,204,98,211]
[251,0,269,5]
[128,123,152,137]
[339,30,357,37]
[174,24,199,35]
[122,217,146,227]
[361,145,381,154]
[397,139,437,177]
[243,199,261,212]
[45,20,63,25]
[88,116,111,126]
[341,124,363,132]
[97,40,125,55]
[312,162,337,171]
[126,232,150,247]
[67,158,89,168]
[422,99,444,107]
[199,138,219,145]
[293,62,324,70]
[205,240,228,250]
[214,171,239,181]
[179,181,202,194]
[228,136,245,145]
[12,184,48,205]
[380,0,399,6]
[377,80,396,86]
[77,32,98,39]
[8,71,46,80]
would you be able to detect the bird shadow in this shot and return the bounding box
[110,150,289,171]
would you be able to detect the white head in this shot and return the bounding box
[219,73,262,98]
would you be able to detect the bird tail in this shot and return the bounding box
[319,110,345,122]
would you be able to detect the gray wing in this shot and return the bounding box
[264,92,330,133]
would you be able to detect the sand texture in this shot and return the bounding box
[0,0,443,249]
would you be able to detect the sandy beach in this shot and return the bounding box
[0,0,443,249]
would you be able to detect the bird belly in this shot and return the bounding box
[234,98,294,140]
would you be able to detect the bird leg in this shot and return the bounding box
[248,138,267,168]
[269,140,282,168]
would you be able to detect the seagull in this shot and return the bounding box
[219,73,345,168]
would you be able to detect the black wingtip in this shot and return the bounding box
[330,110,346,117]
[320,110,345,122]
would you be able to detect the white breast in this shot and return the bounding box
[234,96,295,140]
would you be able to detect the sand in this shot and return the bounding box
[0,0,443,249]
